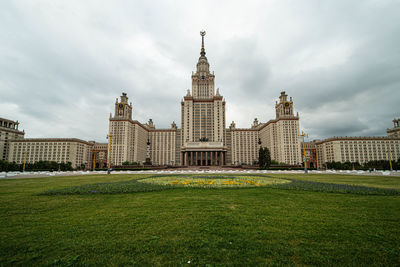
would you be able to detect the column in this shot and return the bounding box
[195,152,198,166]
[205,152,208,166]
[222,152,225,166]
[190,151,193,166]
[200,152,203,166]
[210,151,213,166]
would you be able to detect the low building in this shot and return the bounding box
[0,118,25,161]
[315,135,400,166]
[8,138,94,169]
[90,142,108,169]
[300,141,319,168]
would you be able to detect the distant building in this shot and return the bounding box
[91,142,108,169]
[8,138,94,169]
[314,133,400,167]
[300,140,318,168]
[0,117,25,161]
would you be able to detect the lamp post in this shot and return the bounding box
[299,130,308,173]
[92,150,96,171]
[107,133,112,172]
[22,147,27,172]
[258,138,262,167]
[315,147,319,170]
[387,149,393,171]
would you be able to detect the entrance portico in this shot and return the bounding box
[181,141,226,166]
[182,150,226,166]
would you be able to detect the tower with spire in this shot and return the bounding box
[107,31,302,168]
[180,30,227,166]
[191,31,215,98]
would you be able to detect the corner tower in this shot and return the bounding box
[113,92,133,120]
[275,91,296,119]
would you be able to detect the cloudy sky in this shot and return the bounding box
[1,0,399,142]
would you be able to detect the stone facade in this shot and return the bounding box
[300,121,400,168]
[8,138,94,168]
[91,142,108,169]
[315,135,400,166]
[108,33,302,167]
[300,141,318,168]
[0,118,25,161]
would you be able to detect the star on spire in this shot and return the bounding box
[200,30,206,56]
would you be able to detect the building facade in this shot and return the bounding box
[8,138,94,169]
[108,32,302,167]
[315,136,400,166]
[299,119,400,168]
[0,118,25,161]
[300,141,318,168]
[4,33,398,169]
[91,142,108,169]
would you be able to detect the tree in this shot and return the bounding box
[0,160,21,172]
[258,147,271,169]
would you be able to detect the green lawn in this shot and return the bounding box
[1,174,399,266]
[273,173,400,189]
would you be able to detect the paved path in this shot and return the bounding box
[1,169,400,179]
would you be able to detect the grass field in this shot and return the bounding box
[1,173,399,266]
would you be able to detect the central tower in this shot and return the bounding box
[180,31,227,166]
[192,31,215,98]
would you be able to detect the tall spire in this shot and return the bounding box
[200,30,206,56]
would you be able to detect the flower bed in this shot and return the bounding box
[137,175,290,187]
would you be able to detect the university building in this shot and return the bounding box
[3,117,107,169]
[109,32,301,166]
[3,33,399,170]
[302,119,400,168]
[8,138,95,169]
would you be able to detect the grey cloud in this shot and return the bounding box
[0,0,399,142]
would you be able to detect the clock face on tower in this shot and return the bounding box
[119,103,123,109]
[284,102,290,108]
[201,75,205,80]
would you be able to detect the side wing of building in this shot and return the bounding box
[8,138,93,168]
[316,137,400,165]
[149,129,177,165]
[228,92,301,166]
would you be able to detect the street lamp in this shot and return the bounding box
[258,138,262,166]
[299,130,308,174]
[23,146,27,172]
[106,133,112,173]
[387,149,393,171]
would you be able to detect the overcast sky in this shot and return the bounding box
[1,0,399,142]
